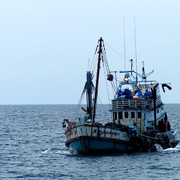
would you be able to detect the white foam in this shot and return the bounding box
[163,147,180,153]
[154,144,164,152]
[55,150,71,155]
[41,149,51,154]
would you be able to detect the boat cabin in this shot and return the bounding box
[110,81,165,134]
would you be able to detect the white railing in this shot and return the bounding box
[112,96,162,110]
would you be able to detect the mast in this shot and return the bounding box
[93,37,103,122]
[134,16,138,84]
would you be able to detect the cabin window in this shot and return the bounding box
[131,112,135,118]
[125,112,128,118]
[138,112,142,118]
[118,112,123,119]
[113,112,117,120]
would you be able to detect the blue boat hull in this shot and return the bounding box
[66,136,135,154]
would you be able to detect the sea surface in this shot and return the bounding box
[0,104,180,180]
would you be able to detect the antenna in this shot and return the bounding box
[123,16,126,70]
[134,16,138,83]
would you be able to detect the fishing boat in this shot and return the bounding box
[63,37,179,154]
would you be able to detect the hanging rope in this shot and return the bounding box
[102,59,111,106]
[102,43,117,94]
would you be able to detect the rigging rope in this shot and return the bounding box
[90,44,98,74]
[104,41,129,60]
[102,43,117,94]
[102,59,111,106]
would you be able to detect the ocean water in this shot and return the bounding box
[0,104,180,180]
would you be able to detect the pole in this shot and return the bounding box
[93,37,103,122]
[134,16,138,83]
[123,16,126,70]
[153,84,159,129]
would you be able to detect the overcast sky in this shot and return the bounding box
[0,0,179,104]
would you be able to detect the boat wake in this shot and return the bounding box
[163,146,180,153]
[154,144,164,152]
[154,143,180,153]
[41,149,51,154]
[41,149,71,155]
[55,150,72,155]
